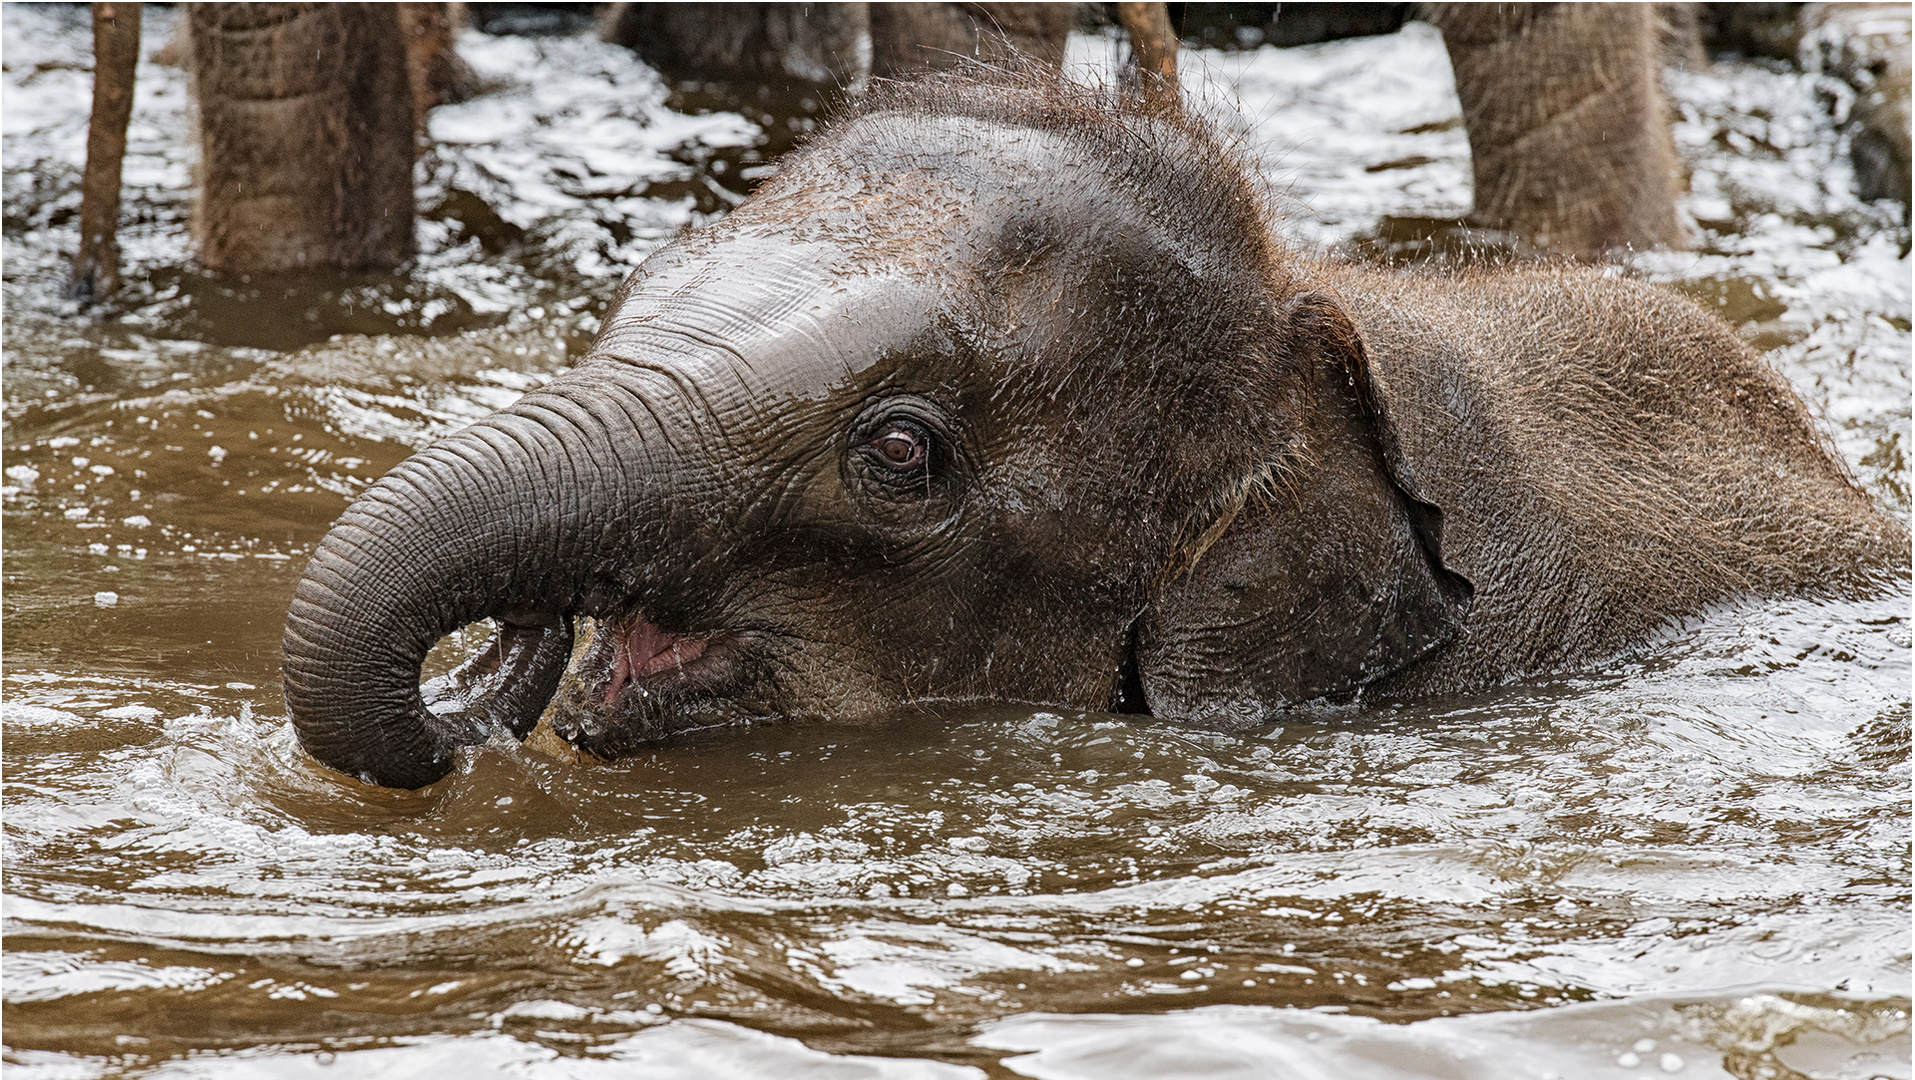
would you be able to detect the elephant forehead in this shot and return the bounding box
[735,114,1109,255]
[821,112,1099,201]
[589,239,946,405]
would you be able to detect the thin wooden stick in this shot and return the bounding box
[1115,2,1177,106]
[70,1,142,303]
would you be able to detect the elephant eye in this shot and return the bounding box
[867,424,926,470]
[844,400,961,515]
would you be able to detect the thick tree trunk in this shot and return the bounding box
[869,2,1074,76]
[599,2,869,89]
[1428,3,1686,259]
[1657,2,1709,67]
[69,2,142,303]
[188,3,415,273]
[397,2,473,124]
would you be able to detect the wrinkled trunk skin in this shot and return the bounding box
[188,3,414,273]
[868,3,1074,75]
[283,374,669,789]
[1427,3,1686,258]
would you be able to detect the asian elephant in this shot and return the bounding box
[282,74,1907,790]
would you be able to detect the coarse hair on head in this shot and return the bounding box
[811,63,1298,296]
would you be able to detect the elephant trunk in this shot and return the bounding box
[282,382,664,789]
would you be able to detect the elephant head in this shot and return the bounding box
[283,77,1471,789]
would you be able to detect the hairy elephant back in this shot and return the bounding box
[1317,263,1906,691]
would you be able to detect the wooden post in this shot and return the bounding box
[69,2,142,303]
[1115,2,1177,107]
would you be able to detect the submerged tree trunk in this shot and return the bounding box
[188,3,414,273]
[69,1,142,303]
[1428,3,1686,259]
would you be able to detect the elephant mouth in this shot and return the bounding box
[598,613,722,702]
[548,610,768,756]
[573,611,751,708]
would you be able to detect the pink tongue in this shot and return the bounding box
[605,615,708,704]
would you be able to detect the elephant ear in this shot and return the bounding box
[1129,291,1473,725]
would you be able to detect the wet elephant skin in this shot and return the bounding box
[282,74,1908,789]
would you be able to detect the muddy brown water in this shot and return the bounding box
[4,9,1909,1078]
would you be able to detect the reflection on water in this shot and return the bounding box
[4,7,1909,1078]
